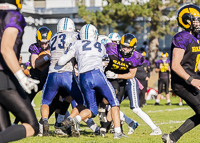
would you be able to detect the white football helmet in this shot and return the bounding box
[98,35,112,45]
[108,32,121,44]
[57,17,75,33]
[80,24,98,41]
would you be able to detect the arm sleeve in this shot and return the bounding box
[5,11,26,34]
[58,42,76,66]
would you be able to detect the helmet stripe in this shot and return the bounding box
[109,32,114,38]
[85,24,90,39]
[129,38,137,47]
[64,18,68,31]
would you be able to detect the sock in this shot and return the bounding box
[65,111,70,119]
[114,127,121,133]
[55,112,58,122]
[133,108,157,130]
[43,118,48,122]
[75,115,82,123]
[167,99,171,103]
[0,125,26,143]
[85,118,99,132]
[171,115,200,142]
[156,99,160,103]
[120,111,133,125]
[60,101,70,115]
[57,114,65,123]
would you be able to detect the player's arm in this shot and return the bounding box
[1,27,21,73]
[1,27,39,93]
[118,67,137,79]
[58,43,76,66]
[106,67,137,79]
[172,48,200,89]
[34,54,50,68]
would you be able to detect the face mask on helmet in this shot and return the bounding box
[80,24,98,41]
[36,26,52,50]
[0,0,23,10]
[108,32,121,44]
[57,17,75,33]
[119,33,137,58]
[98,35,112,45]
[177,4,200,34]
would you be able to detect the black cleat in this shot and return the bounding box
[43,120,49,136]
[154,102,160,105]
[161,134,176,143]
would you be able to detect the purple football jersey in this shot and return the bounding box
[105,42,144,74]
[171,30,200,82]
[29,43,44,55]
[0,10,26,70]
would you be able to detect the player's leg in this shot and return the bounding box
[162,85,200,142]
[155,79,163,105]
[0,89,39,143]
[127,78,161,135]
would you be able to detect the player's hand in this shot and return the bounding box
[14,69,40,94]
[191,79,200,90]
[106,70,118,79]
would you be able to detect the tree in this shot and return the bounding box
[77,0,190,67]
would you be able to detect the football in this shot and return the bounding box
[36,50,50,71]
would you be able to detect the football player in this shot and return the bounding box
[162,4,200,143]
[0,0,40,142]
[58,24,123,139]
[154,52,171,105]
[103,33,162,136]
[108,32,121,44]
[41,18,99,137]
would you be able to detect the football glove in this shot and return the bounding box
[106,70,118,79]
[14,69,40,94]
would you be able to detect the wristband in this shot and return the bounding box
[43,55,49,61]
[14,69,25,81]
[186,76,193,84]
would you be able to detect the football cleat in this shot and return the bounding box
[128,121,139,135]
[113,132,128,139]
[150,127,162,136]
[161,134,176,143]
[100,128,106,137]
[38,122,43,137]
[43,120,49,136]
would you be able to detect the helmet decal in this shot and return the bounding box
[120,35,125,45]
[16,0,22,9]
[46,31,52,41]
[129,38,137,47]
[36,30,42,41]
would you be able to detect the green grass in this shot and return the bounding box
[12,93,199,143]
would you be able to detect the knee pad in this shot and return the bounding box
[132,108,142,116]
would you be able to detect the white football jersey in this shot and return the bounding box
[49,31,79,73]
[68,40,106,74]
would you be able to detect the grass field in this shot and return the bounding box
[11,92,200,143]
